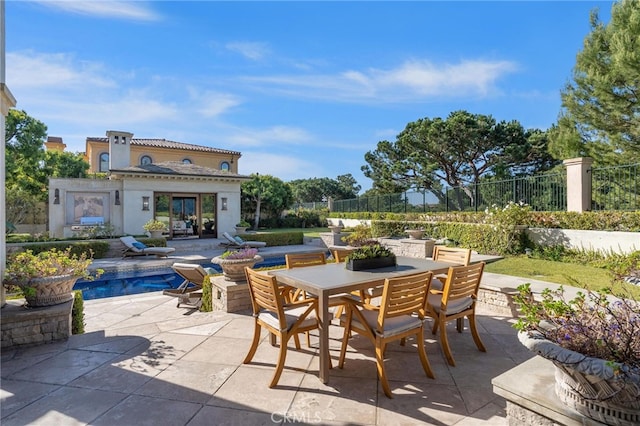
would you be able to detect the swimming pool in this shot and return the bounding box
[74,256,287,300]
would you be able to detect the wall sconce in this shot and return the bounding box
[53,189,60,204]
[142,196,150,211]
[221,197,228,211]
[115,190,121,205]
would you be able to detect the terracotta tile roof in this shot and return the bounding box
[109,161,249,179]
[86,137,240,156]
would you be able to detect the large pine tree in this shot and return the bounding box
[550,0,640,163]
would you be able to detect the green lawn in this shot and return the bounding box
[485,256,640,298]
[258,227,334,238]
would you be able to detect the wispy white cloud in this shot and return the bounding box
[239,151,325,181]
[240,58,518,103]
[7,51,116,90]
[187,88,242,118]
[225,42,270,61]
[34,0,160,21]
[223,125,312,148]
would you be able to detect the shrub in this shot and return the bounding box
[200,275,214,312]
[72,290,85,334]
[342,224,373,246]
[236,231,303,246]
[143,219,167,232]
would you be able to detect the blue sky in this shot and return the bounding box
[6,1,613,193]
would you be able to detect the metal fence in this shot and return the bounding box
[332,172,567,213]
[291,201,329,210]
[591,163,639,211]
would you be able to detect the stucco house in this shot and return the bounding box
[48,130,250,239]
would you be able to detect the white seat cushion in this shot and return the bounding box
[344,307,423,338]
[427,293,473,314]
[258,305,317,331]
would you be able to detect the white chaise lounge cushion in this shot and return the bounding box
[120,236,176,257]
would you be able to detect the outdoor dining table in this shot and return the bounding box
[270,256,459,384]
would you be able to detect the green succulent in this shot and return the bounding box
[346,243,395,261]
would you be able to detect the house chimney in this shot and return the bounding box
[106,130,133,170]
[45,136,66,152]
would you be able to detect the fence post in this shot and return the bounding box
[563,157,593,212]
[474,184,478,212]
[445,189,449,212]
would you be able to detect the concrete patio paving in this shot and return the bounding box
[1,239,541,425]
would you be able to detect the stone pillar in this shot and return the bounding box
[1,0,18,308]
[563,157,593,212]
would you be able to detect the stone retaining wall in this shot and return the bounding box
[379,238,436,259]
[477,285,520,317]
[1,300,73,349]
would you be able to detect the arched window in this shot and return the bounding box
[140,155,152,165]
[99,153,109,172]
[220,161,230,171]
[182,158,192,164]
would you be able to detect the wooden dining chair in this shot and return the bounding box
[284,252,327,302]
[338,271,436,398]
[425,262,486,366]
[332,248,354,263]
[243,267,320,388]
[431,246,472,291]
[332,248,383,306]
[284,252,348,329]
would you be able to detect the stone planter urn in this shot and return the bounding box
[404,229,425,239]
[328,225,343,234]
[8,275,78,307]
[235,226,248,234]
[211,255,263,282]
[149,230,164,238]
[518,330,640,426]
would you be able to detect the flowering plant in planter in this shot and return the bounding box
[514,284,639,373]
[5,248,98,283]
[212,248,262,282]
[220,248,259,260]
[4,248,102,307]
[514,283,639,424]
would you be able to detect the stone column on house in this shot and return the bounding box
[1,0,18,308]
[563,157,593,212]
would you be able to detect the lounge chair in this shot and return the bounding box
[120,236,176,259]
[221,231,267,249]
[163,263,213,308]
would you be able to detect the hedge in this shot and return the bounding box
[236,231,304,246]
[371,220,527,256]
[332,210,640,232]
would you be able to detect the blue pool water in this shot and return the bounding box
[74,256,287,300]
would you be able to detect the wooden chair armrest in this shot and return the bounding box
[285,298,318,309]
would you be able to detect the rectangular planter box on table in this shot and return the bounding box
[346,256,396,271]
